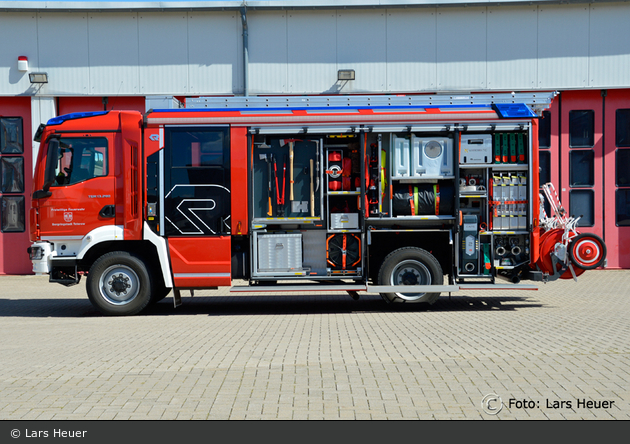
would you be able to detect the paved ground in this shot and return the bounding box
[0,270,628,420]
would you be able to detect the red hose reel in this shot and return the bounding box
[535,229,606,279]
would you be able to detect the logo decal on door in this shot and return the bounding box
[164,184,231,235]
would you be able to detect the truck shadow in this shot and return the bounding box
[148,294,544,316]
[0,294,544,318]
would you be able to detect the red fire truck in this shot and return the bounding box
[27,94,606,315]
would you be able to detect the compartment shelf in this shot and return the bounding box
[252,217,321,224]
[328,191,360,195]
[389,215,456,220]
[495,261,529,270]
[488,164,528,171]
[460,164,528,171]
[393,176,455,182]
[460,193,488,198]
[481,230,529,235]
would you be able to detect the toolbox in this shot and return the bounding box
[330,213,359,230]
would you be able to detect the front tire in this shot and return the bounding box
[86,251,152,316]
[377,247,443,304]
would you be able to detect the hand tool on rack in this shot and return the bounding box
[274,155,286,216]
[289,141,294,202]
[310,159,315,217]
[280,139,303,205]
[259,153,273,216]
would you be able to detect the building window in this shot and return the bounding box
[617,189,630,227]
[1,195,25,232]
[0,117,23,154]
[569,189,594,227]
[617,149,630,187]
[1,157,24,193]
[539,150,551,185]
[569,110,594,148]
[569,150,594,187]
[616,109,630,147]
[539,110,551,148]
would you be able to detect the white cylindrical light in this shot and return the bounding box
[18,56,28,72]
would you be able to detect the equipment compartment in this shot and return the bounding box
[252,137,322,221]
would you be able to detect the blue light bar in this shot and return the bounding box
[492,103,536,119]
[47,111,109,126]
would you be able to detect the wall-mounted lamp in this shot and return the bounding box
[338,69,355,81]
[29,72,48,84]
[18,56,28,72]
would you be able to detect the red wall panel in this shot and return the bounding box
[58,96,145,116]
[603,89,630,268]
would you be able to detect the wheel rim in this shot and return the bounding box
[572,237,603,268]
[390,259,432,301]
[98,264,140,306]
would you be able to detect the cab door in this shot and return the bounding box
[163,127,232,288]
[38,134,116,244]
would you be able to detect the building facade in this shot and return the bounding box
[1,0,629,273]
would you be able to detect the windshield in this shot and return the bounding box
[51,137,108,186]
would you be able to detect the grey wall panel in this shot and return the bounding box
[249,11,288,94]
[2,3,630,97]
[337,10,387,93]
[138,12,189,95]
[0,13,38,96]
[287,10,338,94]
[386,9,437,92]
[37,13,90,95]
[537,5,589,89]
[589,3,630,88]
[188,12,242,95]
[88,13,140,96]
[487,6,538,90]
[436,7,487,90]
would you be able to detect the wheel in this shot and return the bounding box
[377,247,443,304]
[86,251,152,316]
[569,233,606,270]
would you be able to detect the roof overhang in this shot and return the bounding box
[0,0,622,13]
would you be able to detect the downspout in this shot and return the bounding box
[241,5,249,97]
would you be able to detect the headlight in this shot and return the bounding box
[27,246,43,260]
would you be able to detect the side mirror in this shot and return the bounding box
[43,138,60,192]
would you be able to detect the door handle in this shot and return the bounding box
[99,205,116,218]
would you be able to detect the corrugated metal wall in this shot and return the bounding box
[1,3,629,96]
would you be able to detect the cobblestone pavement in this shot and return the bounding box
[0,270,628,420]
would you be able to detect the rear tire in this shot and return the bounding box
[377,247,443,304]
[86,251,152,316]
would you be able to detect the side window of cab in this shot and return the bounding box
[53,138,108,186]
